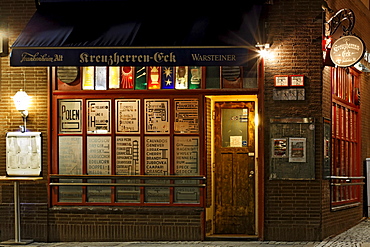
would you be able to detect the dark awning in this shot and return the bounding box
[11,1,264,66]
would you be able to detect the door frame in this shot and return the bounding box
[205,95,261,238]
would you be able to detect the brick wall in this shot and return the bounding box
[46,207,203,242]
[0,0,50,242]
[262,0,368,241]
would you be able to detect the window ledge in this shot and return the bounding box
[331,202,361,211]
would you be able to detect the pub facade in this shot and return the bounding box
[1,0,370,242]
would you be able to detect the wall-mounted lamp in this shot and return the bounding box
[255,43,273,60]
[12,89,31,132]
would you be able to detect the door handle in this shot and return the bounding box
[249,170,254,178]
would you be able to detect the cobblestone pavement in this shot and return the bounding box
[3,219,370,247]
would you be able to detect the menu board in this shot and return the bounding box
[174,136,200,203]
[58,136,83,202]
[116,99,140,133]
[87,136,111,202]
[87,100,111,134]
[174,99,199,134]
[59,99,82,133]
[145,136,170,203]
[145,99,169,134]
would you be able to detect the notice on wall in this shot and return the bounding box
[174,99,199,134]
[116,136,140,175]
[269,118,315,180]
[116,99,140,133]
[87,100,111,133]
[145,136,170,203]
[87,136,111,175]
[145,99,169,134]
[59,99,82,133]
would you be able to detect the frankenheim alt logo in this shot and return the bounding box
[20,52,63,63]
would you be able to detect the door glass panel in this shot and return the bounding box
[221,108,248,147]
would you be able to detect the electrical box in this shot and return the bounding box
[6,132,42,176]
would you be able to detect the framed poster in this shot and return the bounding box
[148,66,161,90]
[87,99,111,134]
[174,136,200,203]
[109,66,120,89]
[58,136,83,202]
[290,75,304,87]
[95,66,107,90]
[161,66,175,89]
[289,137,306,162]
[87,136,111,175]
[116,136,140,175]
[87,136,111,203]
[116,136,141,202]
[121,66,134,89]
[144,136,170,203]
[274,75,289,87]
[145,99,170,134]
[174,136,199,175]
[82,66,94,90]
[269,117,315,180]
[272,138,287,158]
[59,99,82,133]
[174,99,199,134]
[116,99,140,134]
[175,66,188,89]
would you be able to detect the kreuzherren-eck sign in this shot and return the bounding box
[330,35,365,67]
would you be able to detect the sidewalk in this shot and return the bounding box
[3,219,370,247]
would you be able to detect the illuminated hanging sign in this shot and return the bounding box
[330,35,365,67]
[10,47,254,67]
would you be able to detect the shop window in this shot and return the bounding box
[330,67,361,209]
[52,95,204,206]
[52,64,258,206]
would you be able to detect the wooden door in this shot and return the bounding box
[214,101,256,234]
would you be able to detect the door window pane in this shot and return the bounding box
[221,108,248,147]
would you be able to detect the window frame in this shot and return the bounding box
[330,67,362,209]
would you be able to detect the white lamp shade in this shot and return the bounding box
[13,89,30,111]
